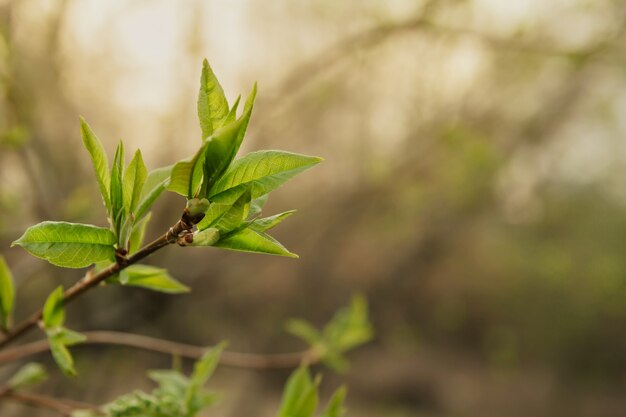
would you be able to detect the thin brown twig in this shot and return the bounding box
[0,330,317,370]
[0,389,97,417]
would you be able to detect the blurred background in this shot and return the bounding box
[1,0,626,416]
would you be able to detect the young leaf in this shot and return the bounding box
[167,142,209,198]
[285,319,322,347]
[190,342,226,387]
[50,328,87,346]
[215,228,298,258]
[249,194,269,218]
[321,386,347,417]
[110,141,125,234]
[323,295,373,353]
[196,186,249,231]
[277,367,319,417]
[115,264,189,294]
[128,212,151,254]
[49,335,77,377]
[200,84,257,195]
[0,255,15,330]
[197,58,229,139]
[184,342,226,417]
[190,228,220,247]
[135,167,171,222]
[12,221,116,268]
[80,118,111,213]
[250,210,296,232]
[42,286,64,329]
[123,149,148,214]
[224,95,241,125]
[213,188,251,233]
[209,150,322,203]
[141,165,172,201]
[8,363,48,390]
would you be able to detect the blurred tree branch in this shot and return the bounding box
[0,330,318,370]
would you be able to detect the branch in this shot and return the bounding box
[0,389,97,417]
[0,213,197,350]
[0,330,318,370]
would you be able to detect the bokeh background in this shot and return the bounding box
[1,0,626,416]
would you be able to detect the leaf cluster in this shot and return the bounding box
[286,295,374,371]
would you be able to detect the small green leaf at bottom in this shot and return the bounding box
[8,363,48,390]
[0,255,15,330]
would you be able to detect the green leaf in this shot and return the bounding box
[190,228,220,247]
[213,188,251,233]
[197,58,229,139]
[321,386,347,417]
[116,265,189,294]
[129,212,151,254]
[200,84,257,195]
[224,95,241,125]
[141,165,172,201]
[49,335,77,377]
[285,319,322,346]
[277,367,319,417]
[249,194,269,218]
[12,221,116,268]
[215,228,298,258]
[251,210,296,232]
[42,286,64,329]
[185,342,226,417]
[167,142,209,198]
[8,363,48,390]
[196,186,249,231]
[110,141,125,235]
[48,327,87,346]
[189,342,225,387]
[135,166,171,221]
[123,149,148,215]
[209,150,322,203]
[0,255,15,330]
[323,295,373,353]
[148,369,189,397]
[80,117,111,213]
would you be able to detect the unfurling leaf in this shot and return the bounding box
[197,59,229,139]
[12,221,116,268]
[215,228,298,258]
[209,150,322,203]
[185,342,226,415]
[285,319,322,347]
[115,265,189,294]
[49,335,77,377]
[45,328,86,377]
[251,210,296,232]
[200,84,257,195]
[190,228,220,247]
[123,149,148,215]
[42,286,65,329]
[110,141,125,236]
[321,386,348,417]
[167,142,209,198]
[135,166,171,221]
[0,255,15,330]
[287,296,373,373]
[80,118,111,213]
[128,212,151,254]
[276,367,319,417]
[8,363,48,390]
